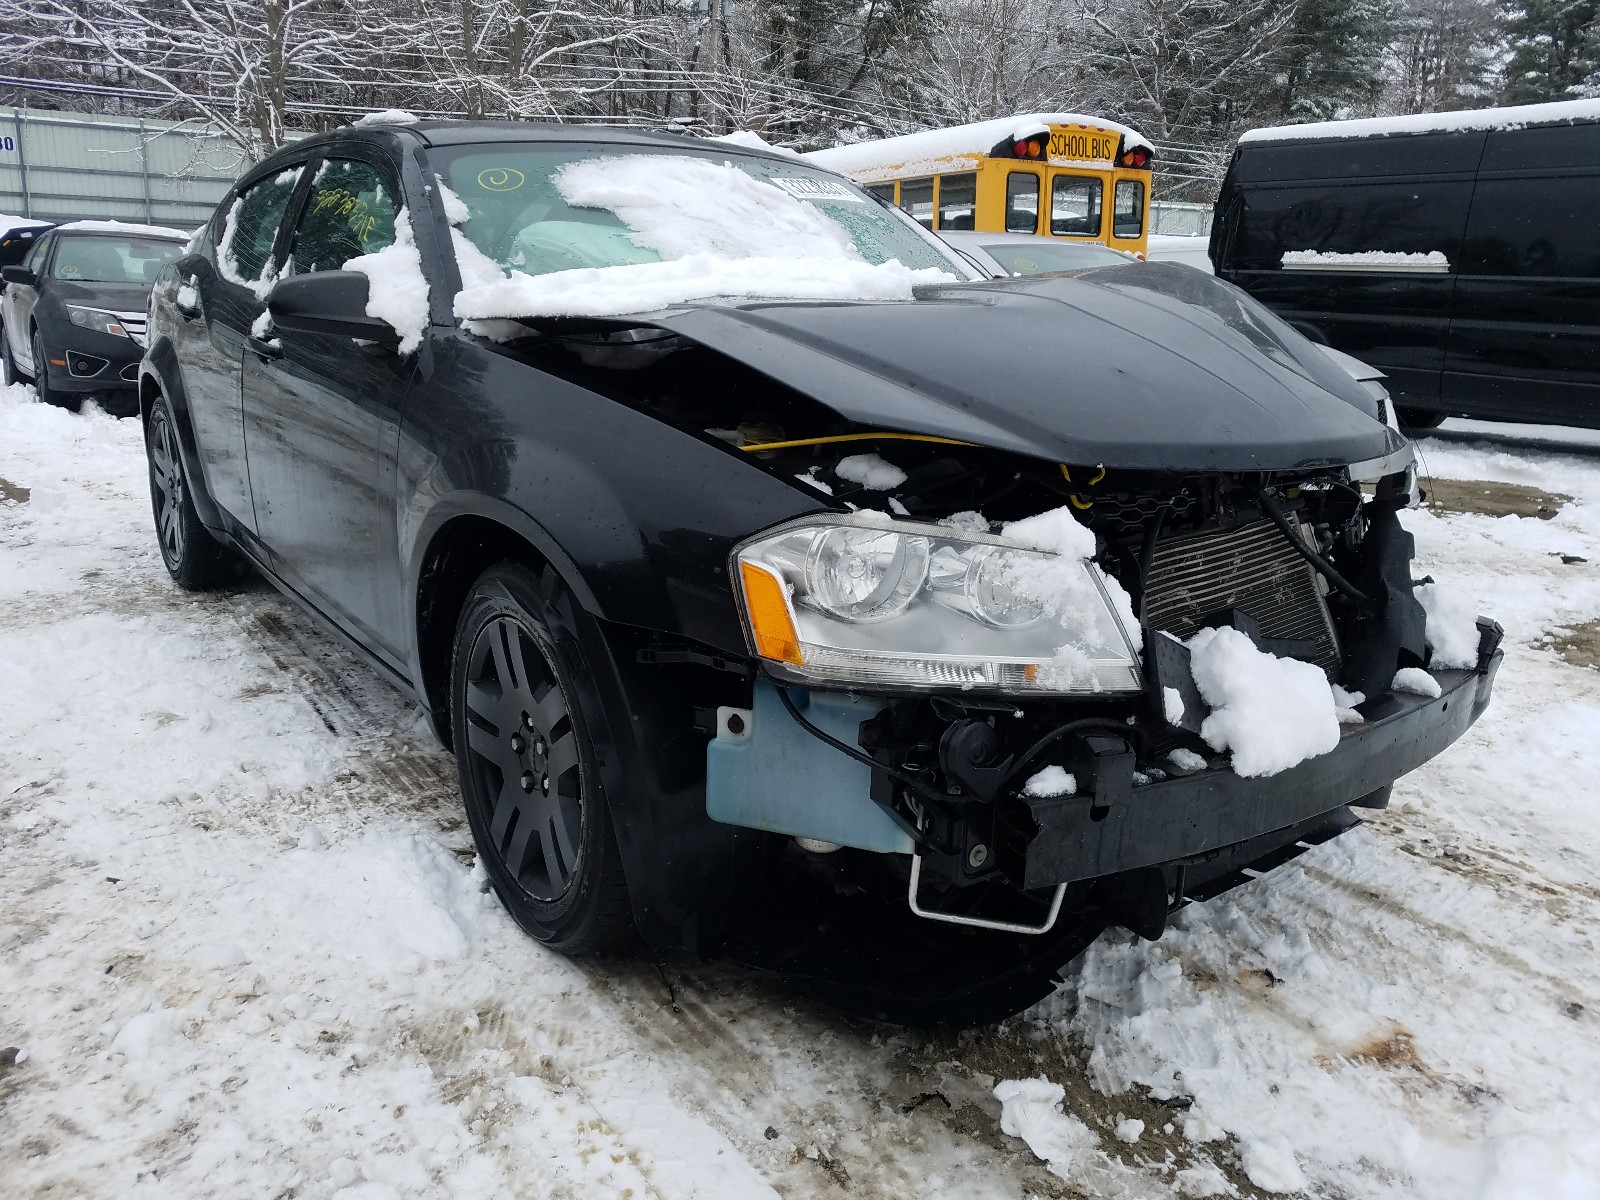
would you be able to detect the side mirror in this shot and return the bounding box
[1,265,37,287]
[266,271,399,345]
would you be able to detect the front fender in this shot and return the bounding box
[140,337,224,531]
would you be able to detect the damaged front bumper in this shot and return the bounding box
[1010,621,1502,892]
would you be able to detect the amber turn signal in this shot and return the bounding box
[739,561,804,665]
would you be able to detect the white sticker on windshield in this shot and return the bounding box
[769,177,866,203]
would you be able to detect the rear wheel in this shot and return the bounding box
[30,329,75,411]
[0,321,28,387]
[1399,407,1447,433]
[146,395,243,589]
[451,562,633,955]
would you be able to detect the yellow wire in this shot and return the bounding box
[738,432,979,453]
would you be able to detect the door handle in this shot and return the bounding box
[248,334,283,361]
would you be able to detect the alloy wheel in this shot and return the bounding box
[462,615,585,901]
[149,409,186,567]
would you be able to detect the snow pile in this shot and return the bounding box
[1239,1138,1309,1192]
[355,109,421,126]
[1163,685,1186,723]
[710,130,803,159]
[835,453,907,490]
[1282,249,1449,271]
[452,155,953,320]
[1416,580,1481,669]
[1185,625,1341,777]
[1023,766,1077,797]
[1241,97,1600,144]
[58,217,191,240]
[1392,666,1443,698]
[1168,747,1207,771]
[992,1078,1099,1179]
[344,208,429,354]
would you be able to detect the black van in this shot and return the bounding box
[1210,101,1600,430]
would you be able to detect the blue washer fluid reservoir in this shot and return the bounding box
[705,679,915,854]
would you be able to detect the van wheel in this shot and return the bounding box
[1399,407,1446,433]
[450,562,634,955]
[146,395,243,589]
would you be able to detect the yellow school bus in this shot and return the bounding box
[806,113,1155,258]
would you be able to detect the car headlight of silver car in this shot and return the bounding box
[65,305,132,338]
[733,514,1143,694]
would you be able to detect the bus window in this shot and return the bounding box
[937,173,977,229]
[1051,175,1102,237]
[1113,180,1144,239]
[900,177,935,228]
[1006,172,1040,233]
[866,182,896,203]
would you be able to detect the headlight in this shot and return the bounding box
[65,306,131,338]
[734,513,1143,694]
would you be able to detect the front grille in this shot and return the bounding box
[1143,519,1341,674]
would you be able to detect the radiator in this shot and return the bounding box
[1143,519,1341,674]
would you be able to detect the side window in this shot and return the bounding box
[1460,175,1600,279]
[1234,181,1473,271]
[936,173,976,230]
[1113,180,1145,239]
[23,233,52,273]
[866,182,896,203]
[1006,172,1040,233]
[219,168,303,291]
[1051,175,1103,236]
[899,177,934,228]
[290,158,399,275]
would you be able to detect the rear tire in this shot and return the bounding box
[0,321,28,387]
[145,394,243,590]
[451,561,634,955]
[30,328,76,411]
[1399,407,1447,433]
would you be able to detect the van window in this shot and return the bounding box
[1051,175,1102,236]
[1460,175,1600,278]
[937,173,976,230]
[899,178,934,228]
[1113,180,1144,239]
[1231,181,1473,271]
[1006,173,1039,233]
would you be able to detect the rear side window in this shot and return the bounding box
[1113,180,1144,239]
[219,167,303,290]
[1005,172,1039,233]
[1460,174,1600,279]
[936,173,976,230]
[1231,181,1473,271]
[290,158,399,274]
[23,233,52,272]
[1051,175,1102,236]
[899,177,934,228]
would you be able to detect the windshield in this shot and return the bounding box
[980,241,1132,276]
[431,144,973,318]
[52,235,182,284]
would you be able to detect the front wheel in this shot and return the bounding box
[146,395,243,589]
[0,321,29,387]
[30,328,75,410]
[450,562,634,955]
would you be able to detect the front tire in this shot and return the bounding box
[0,321,28,387]
[30,328,75,410]
[145,395,242,589]
[450,562,634,955]
[1399,407,1447,433]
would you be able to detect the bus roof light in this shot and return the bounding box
[1120,147,1151,169]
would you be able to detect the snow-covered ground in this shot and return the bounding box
[3,383,1599,1199]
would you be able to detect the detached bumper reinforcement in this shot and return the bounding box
[1015,633,1502,891]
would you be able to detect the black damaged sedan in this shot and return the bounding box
[139,122,1500,1025]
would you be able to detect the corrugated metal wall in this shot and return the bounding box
[0,108,251,230]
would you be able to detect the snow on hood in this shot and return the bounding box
[451,154,955,320]
[58,218,190,240]
[1240,97,1600,144]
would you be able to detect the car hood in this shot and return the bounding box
[47,280,154,311]
[647,263,1403,473]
